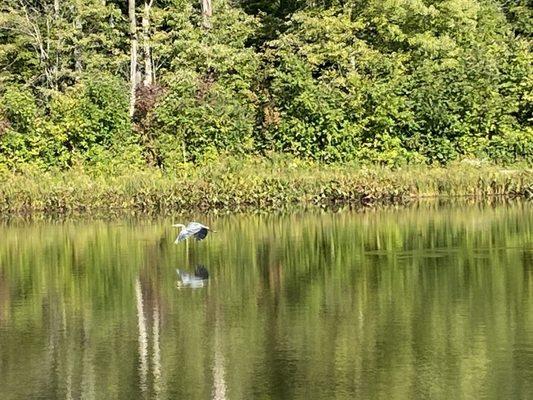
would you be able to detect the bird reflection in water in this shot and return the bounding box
[176,265,209,289]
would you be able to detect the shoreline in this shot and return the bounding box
[1,162,531,215]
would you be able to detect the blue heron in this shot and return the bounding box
[173,222,213,244]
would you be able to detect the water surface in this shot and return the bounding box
[0,203,532,399]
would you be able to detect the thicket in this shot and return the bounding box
[0,0,532,170]
[0,158,531,214]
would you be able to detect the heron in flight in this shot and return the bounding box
[173,222,213,244]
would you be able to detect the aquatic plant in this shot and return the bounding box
[0,159,530,215]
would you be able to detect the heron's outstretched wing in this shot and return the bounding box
[175,229,191,243]
[194,227,209,241]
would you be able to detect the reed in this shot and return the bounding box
[0,159,531,215]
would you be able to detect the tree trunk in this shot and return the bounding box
[129,0,138,117]
[74,2,82,74]
[53,0,60,89]
[142,0,153,86]
[45,16,56,90]
[201,0,212,29]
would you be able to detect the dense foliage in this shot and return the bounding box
[1,0,532,169]
[0,158,531,214]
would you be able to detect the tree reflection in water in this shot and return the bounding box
[0,202,531,399]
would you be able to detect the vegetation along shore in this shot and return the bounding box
[0,159,531,214]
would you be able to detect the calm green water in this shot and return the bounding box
[0,203,532,400]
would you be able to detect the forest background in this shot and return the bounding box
[0,1,531,212]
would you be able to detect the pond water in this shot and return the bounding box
[0,202,532,400]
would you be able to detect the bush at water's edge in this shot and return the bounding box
[0,158,531,215]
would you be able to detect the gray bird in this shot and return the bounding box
[172,222,213,243]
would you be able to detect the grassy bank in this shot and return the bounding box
[0,159,531,215]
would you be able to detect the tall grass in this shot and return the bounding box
[0,158,531,215]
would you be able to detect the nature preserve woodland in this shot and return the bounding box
[0,1,531,212]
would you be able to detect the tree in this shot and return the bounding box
[142,0,154,86]
[201,0,212,29]
[0,0,531,168]
[129,0,138,116]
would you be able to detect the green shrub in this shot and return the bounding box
[486,128,533,165]
[152,71,257,165]
[0,86,41,168]
[49,73,130,156]
[0,85,37,132]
